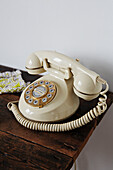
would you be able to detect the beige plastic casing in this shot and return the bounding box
[7,50,109,129]
[18,50,104,122]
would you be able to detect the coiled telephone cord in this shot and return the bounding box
[7,82,109,132]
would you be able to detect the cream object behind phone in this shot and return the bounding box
[7,51,109,132]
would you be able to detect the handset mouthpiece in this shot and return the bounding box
[26,53,45,75]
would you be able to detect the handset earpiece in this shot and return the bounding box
[73,73,102,101]
[25,53,45,75]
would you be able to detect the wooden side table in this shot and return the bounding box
[0,65,113,170]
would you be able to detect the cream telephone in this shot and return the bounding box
[7,51,109,132]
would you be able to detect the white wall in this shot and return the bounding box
[0,0,113,169]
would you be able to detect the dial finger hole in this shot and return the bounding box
[28,99,33,103]
[34,82,38,86]
[49,84,53,88]
[34,100,38,105]
[42,97,47,102]
[26,95,30,99]
[29,86,33,89]
[47,94,52,98]
[50,89,54,93]
[45,81,49,85]
[26,91,30,94]
[40,81,44,84]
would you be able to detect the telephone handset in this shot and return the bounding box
[7,51,109,132]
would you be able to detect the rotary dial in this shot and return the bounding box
[24,80,56,108]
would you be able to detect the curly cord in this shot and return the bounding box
[7,82,109,132]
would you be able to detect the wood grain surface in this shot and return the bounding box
[0,65,113,170]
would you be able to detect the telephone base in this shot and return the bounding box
[18,74,79,122]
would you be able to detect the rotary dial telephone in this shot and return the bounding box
[7,51,109,132]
